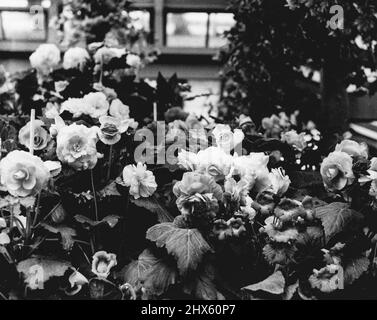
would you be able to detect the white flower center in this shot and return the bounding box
[97,260,108,274]
[13,170,27,180]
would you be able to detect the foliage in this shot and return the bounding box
[0,3,377,300]
[220,0,377,138]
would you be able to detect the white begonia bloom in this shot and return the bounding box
[63,47,90,71]
[29,44,61,76]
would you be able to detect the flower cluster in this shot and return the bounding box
[56,123,100,170]
[30,44,61,77]
[1,18,375,300]
[320,139,368,192]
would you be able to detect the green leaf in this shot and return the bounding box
[283,281,299,300]
[289,171,323,188]
[146,223,211,275]
[88,278,123,300]
[74,215,95,228]
[184,263,224,300]
[124,249,177,298]
[74,214,120,229]
[296,226,324,247]
[101,215,121,228]
[242,271,285,295]
[123,249,158,287]
[17,256,72,290]
[131,196,174,223]
[19,196,36,209]
[40,224,76,251]
[315,202,364,243]
[344,256,370,285]
[142,258,177,297]
[98,181,121,198]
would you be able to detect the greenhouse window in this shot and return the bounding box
[0,0,48,42]
[165,11,234,48]
[128,10,152,32]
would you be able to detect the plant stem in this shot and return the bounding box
[0,291,8,300]
[25,208,31,242]
[23,208,32,258]
[107,145,113,181]
[77,244,91,265]
[9,206,14,242]
[118,191,130,258]
[90,169,99,254]
[90,170,99,222]
[32,193,41,227]
[99,54,104,85]
[34,201,61,230]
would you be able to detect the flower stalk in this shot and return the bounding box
[107,145,113,182]
[29,109,35,155]
[90,169,99,254]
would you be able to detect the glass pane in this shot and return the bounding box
[129,10,151,32]
[166,12,208,48]
[209,13,234,48]
[184,80,221,116]
[0,0,28,8]
[1,10,46,40]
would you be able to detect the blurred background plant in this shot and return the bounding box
[51,0,158,65]
[219,0,377,151]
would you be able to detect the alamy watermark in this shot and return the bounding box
[133,122,243,165]
[30,5,44,31]
[327,5,344,30]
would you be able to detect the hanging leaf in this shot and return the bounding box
[74,215,96,228]
[288,171,323,189]
[19,196,36,209]
[142,259,177,297]
[344,256,370,285]
[40,224,77,251]
[123,249,158,287]
[283,281,299,300]
[315,202,364,243]
[74,214,121,229]
[98,181,121,198]
[242,271,285,295]
[89,278,123,300]
[296,226,324,247]
[124,249,177,298]
[17,256,72,290]
[101,215,121,228]
[184,263,224,300]
[131,196,174,223]
[49,203,67,224]
[146,223,211,275]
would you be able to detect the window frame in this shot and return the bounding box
[163,8,233,50]
[0,5,49,42]
[128,7,155,43]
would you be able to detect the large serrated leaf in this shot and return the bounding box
[17,256,72,290]
[88,278,123,300]
[289,171,323,188]
[296,226,324,247]
[146,223,211,275]
[283,281,299,300]
[124,249,177,298]
[74,214,120,229]
[131,196,174,223]
[315,202,364,243]
[98,181,121,198]
[344,256,370,285]
[142,259,177,297]
[184,263,224,300]
[242,271,285,295]
[40,224,76,251]
[123,249,158,287]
